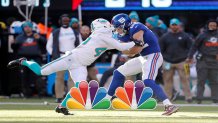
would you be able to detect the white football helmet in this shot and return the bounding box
[90,18,113,32]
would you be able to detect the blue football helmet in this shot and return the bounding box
[111,13,132,30]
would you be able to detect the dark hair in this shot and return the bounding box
[59,14,70,26]
[59,14,70,20]
[206,19,218,26]
[205,19,218,31]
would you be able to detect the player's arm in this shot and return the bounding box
[101,35,136,51]
[133,30,144,41]
[122,30,144,55]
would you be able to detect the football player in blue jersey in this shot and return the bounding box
[107,13,179,116]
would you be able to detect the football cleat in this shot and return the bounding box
[162,105,179,116]
[55,105,72,115]
[7,57,27,69]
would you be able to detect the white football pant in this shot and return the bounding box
[117,52,163,80]
[41,51,88,83]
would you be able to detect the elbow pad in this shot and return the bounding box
[133,40,144,47]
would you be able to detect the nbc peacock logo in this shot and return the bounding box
[112,80,157,110]
[66,80,111,109]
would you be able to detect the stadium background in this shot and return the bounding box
[0,0,218,34]
[0,1,218,122]
[0,0,217,96]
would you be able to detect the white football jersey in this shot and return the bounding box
[72,28,135,66]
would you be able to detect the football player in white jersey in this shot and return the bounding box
[7,18,144,115]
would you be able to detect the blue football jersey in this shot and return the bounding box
[118,22,161,56]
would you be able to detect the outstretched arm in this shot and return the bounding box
[101,35,135,51]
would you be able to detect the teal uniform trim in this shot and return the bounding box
[61,93,72,107]
[21,60,42,75]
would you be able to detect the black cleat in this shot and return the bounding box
[55,105,72,115]
[7,57,27,69]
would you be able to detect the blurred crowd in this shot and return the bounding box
[0,11,217,104]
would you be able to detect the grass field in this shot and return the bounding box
[0,98,218,123]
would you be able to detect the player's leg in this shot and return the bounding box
[69,66,88,84]
[59,66,88,107]
[142,52,178,115]
[8,57,42,75]
[107,57,142,98]
[7,52,73,76]
[55,66,87,115]
[56,71,75,106]
[142,53,168,102]
[67,71,74,92]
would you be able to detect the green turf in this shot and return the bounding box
[0,110,218,123]
[0,97,55,103]
[0,98,218,123]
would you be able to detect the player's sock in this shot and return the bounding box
[143,79,168,101]
[60,82,79,107]
[60,92,72,107]
[108,70,125,96]
[75,82,80,88]
[21,60,42,75]
[163,99,172,106]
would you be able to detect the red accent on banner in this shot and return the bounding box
[72,0,83,10]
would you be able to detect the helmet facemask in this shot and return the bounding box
[114,24,127,37]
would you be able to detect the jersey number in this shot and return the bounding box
[94,48,107,57]
[82,37,107,57]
